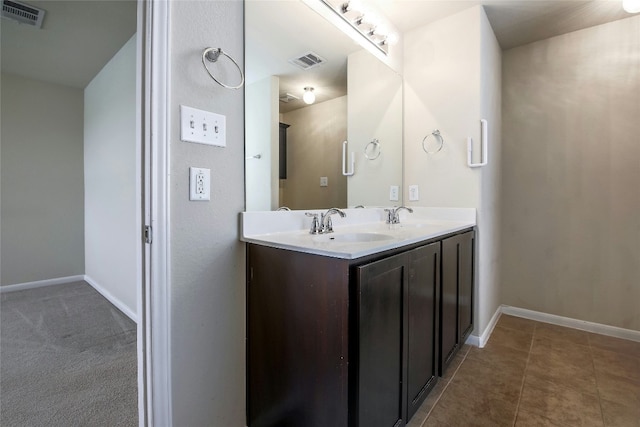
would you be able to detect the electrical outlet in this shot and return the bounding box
[409,185,419,201]
[189,167,210,201]
[320,177,328,187]
[180,105,226,147]
[389,185,399,201]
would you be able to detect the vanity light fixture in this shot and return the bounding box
[320,0,396,55]
[623,0,640,13]
[303,87,316,104]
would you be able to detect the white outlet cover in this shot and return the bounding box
[390,185,399,201]
[409,185,419,201]
[190,167,210,201]
[180,105,226,147]
[320,177,328,187]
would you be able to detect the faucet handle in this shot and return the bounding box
[324,215,334,233]
[384,208,394,224]
[305,212,321,234]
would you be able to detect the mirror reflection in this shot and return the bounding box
[245,0,403,211]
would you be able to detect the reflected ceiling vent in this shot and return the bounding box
[279,93,300,103]
[288,51,326,70]
[2,0,45,28]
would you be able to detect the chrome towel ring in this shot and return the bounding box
[422,129,444,154]
[202,47,245,89]
[364,138,382,160]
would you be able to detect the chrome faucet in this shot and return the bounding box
[320,208,346,233]
[306,208,346,234]
[384,206,413,224]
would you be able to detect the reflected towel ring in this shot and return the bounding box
[202,47,245,89]
[364,138,382,160]
[422,130,444,154]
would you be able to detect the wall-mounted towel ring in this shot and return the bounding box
[202,47,245,89]
[364,138,381,160]
[422,130,444,154]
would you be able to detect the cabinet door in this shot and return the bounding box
[355,253,408,427]
[406,243,440,421]
[247,245,350,427]
[440,231,475,376]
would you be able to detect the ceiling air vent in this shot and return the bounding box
[2,0,45,28]
[279,93,300,103]
[288,51,326,70]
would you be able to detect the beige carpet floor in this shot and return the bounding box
[0,281,137,426]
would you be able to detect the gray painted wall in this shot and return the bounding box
[84,35,138,318]
[501,15,640,331]
[168,1,245,424]
[1,73,85,286]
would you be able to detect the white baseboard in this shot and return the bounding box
[501,305,640,343]
[0,275,85,293]
[84,275,137,323]
[466,305,503,348]
[465,304,640,347]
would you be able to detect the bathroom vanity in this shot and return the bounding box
[242,208,475,427]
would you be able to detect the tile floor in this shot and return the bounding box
[407,315,640,427]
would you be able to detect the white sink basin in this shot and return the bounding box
[313,232,395,243]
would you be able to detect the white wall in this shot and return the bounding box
[168,1,245,424]
[404,6,502,338]
[348,49,403,208]
[245,75,279,211]
[84,35,138,319]
[1,73,85,286]
[477,9,502,338]
[501,15,640,331]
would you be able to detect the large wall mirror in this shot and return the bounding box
[245,0,403,211]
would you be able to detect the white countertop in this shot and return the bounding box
[240,207,476,259]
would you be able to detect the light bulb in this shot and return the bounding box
[623,0,640,12]
[303,87,315,104]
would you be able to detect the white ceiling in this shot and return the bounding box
[1,0,137,89]
[378,0,631,50]
[248,0,635,113]
[2,0,633,97]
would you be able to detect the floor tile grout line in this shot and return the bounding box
[511,323,537,426]
[419,347,471,427]
[588,333,608,427]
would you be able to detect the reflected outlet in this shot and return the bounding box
[409,185,419,201]
[390,185,399,201]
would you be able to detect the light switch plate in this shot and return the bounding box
[190,167,210,201]
[320,177,328,187]
[180,105,226,147]
[409,185,419,201]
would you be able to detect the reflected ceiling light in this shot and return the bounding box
[320,0,396,55]
[623,0,640,13]
[303,87,316,104]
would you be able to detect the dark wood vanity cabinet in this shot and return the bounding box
[439,231,475,376]
[247,229,472,427]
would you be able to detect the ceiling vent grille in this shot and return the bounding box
[279,93,300,103]
[288,51,326,70]
[2,0,45,28]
